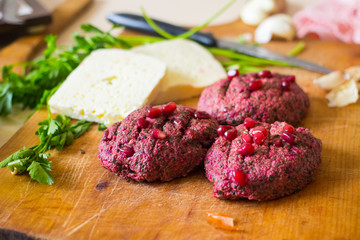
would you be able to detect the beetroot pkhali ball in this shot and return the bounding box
[198,71,309,126]
[98,103,218,182]
[205,120,322,201]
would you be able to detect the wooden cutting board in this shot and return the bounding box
[0,20,360,240]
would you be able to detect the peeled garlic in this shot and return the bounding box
[313,71,345,90]
[326,80,358,107]
[254,14,296,43]
[314,66,360,107]
[240,0,286,26]
[345,66,360,89]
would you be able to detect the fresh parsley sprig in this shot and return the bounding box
[0,147,53,184]
[0,114,92,184]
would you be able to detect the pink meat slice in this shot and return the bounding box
[293,0,360,44]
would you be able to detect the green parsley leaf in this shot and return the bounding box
[1,114,91,184]
[27,159,54,185]
[81,24,104,34]
[48,119,59,135]
[0,148,34,168]
[0,84,12,116]
[98,123,107,131]
[70,120,92,138]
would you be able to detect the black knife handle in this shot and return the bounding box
[107,13,217,47]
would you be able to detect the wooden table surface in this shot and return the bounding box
[0,18,359,240]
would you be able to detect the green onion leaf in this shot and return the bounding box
[288,41,305,56]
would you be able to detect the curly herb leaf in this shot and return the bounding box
[0,115,91,184]
[0,83,12,115]
[98,123,107,131]
[27,155,54,185]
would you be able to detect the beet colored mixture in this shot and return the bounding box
[205,121,322,201]
[197,71,310,126]
[98,103,218,182]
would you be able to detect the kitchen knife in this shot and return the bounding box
[107,13,332,74]
[0,0,52,35]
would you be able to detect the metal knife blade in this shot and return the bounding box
[217,40,332,74]
[107,13,332,74]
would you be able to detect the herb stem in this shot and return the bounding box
[176,0,237,39]
[288,41,306,56]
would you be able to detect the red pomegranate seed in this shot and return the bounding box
[217,125,233,136]
[281,80,291,91]
[250,126,268,138]
[224,128,238,141]
[194,111,210,119]
[282,132,297,146]
[253,132,266,145]
[238,143,254,156]
[147,107,162,118]
[249,80,262,91]
[152,129,166,139]
[286,75,296,83]
[227,69,239,80]
[272,138,283,147]
[119,146,134,157]
[258,70,272,78]
[244,117,255,128]
[283,124,294,134]
[137,118,149,129]
[241,133,253,143]
[162,102,177,116]
[232,169,249,186]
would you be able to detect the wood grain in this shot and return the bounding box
[0,20,360,239]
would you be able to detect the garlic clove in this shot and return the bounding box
[345,66,360,83]
[255,14,296,43]
[240,2,268,26]
[326,80,359,107]
[313,71,345,90]
[240,8,268,26]
[240,0,286,26]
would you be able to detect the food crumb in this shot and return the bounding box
[95,182,109,191]
[207,212,241,231]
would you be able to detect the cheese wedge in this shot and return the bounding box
[133,39,226,104]
[49,49,166,125]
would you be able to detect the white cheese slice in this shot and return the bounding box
[48,49,166,125]
[133,39,226,104]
